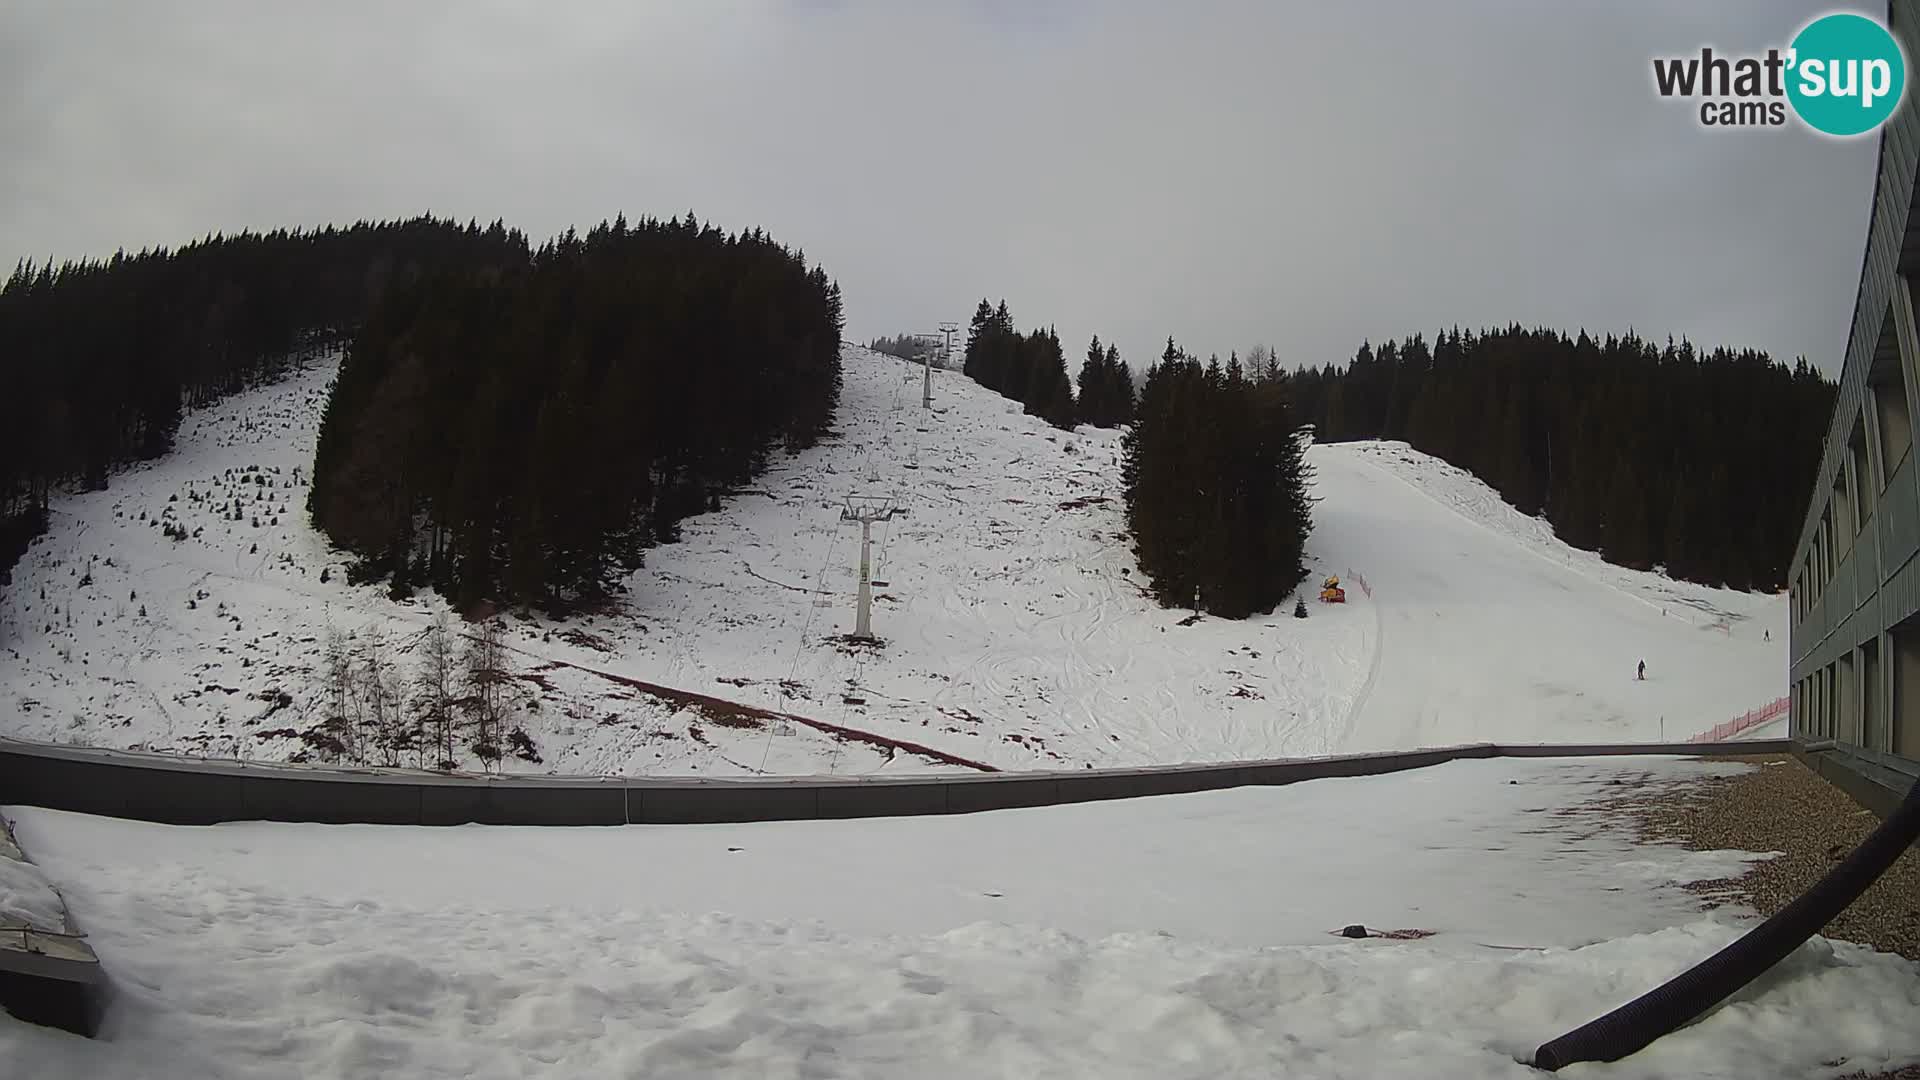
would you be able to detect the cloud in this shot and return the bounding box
[0,0,1882,372]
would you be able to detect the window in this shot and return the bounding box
[1870,304,1912,481]
[1863,637,1884,752]
[1895,614,1920,759]
[1838,652,1857,744]
[1823,664,1836,738]
[1833,476,1853,558]
[1850,419,1875,528]
[1821,511,1835,585]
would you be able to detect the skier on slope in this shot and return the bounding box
[1637,659,1646,681]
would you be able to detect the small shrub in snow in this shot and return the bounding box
[473,739,503,769]
[508,728,542,763]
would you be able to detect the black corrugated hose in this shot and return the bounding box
[1531,772,1920,1071]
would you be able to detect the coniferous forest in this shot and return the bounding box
[1076,334,1136,428]
[0,216,531,585]
[309,214,844,613]
[867,334,945,365]
[1123,342,1315,617]
[1275,326,1836,591]
[867,334,921,361]
[962,300,1077,430]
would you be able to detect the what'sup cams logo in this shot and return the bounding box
[1653,11,1908,136]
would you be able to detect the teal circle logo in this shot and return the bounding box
[1787,13,1907,136]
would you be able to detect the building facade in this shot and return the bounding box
[1789,0,1920,812]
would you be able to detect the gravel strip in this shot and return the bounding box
[1580,754,1919,1080]
[1837,1066,1920,1080]
[1596,753,1920,961]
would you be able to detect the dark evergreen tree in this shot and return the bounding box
[1122,340,1312,619]
[868,334,933,363]
[1106,344,1135,422]
[961,304,1076,428]
[1075,336,1137,428]
[0,216,531,590]
[1020,327,1076,429]
[308,214,844,612]
[1078,335,1107,420]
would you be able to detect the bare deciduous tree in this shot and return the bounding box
[1245,344,1281,382]
[414,612,458,770]
[320,622,357,763]
[359,626,407,767]
[462,618,510,773]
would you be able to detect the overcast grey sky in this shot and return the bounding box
[1,1,1886,373]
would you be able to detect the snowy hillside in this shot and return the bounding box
[1320,441,1788,751]
[0,345,1786,775]
[8,756,1918,1078]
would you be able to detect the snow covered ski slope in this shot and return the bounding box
[1315,442,1787,752]
[0,345,1785,775]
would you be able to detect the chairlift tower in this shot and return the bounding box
[926,321,960,409]
[920,335,936,410]
[841,494,897,641]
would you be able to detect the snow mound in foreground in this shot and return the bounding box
[4,885,1915,1078]
[6,757,1917,1078]
[0,852,67,933]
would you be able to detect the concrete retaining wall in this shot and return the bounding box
[0,736,1794,827]
[1794,739,1920,819]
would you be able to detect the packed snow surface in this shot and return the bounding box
[0,346,1785,775]
[0,845,68,933]
[7,757,1919,1078]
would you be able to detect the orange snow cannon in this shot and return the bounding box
[1320,575,1346,603]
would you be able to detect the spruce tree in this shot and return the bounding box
[1123,340,1312,619]
[1078,335,1109,423]
[1106,344,1134,423]
[963,299,994,382]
